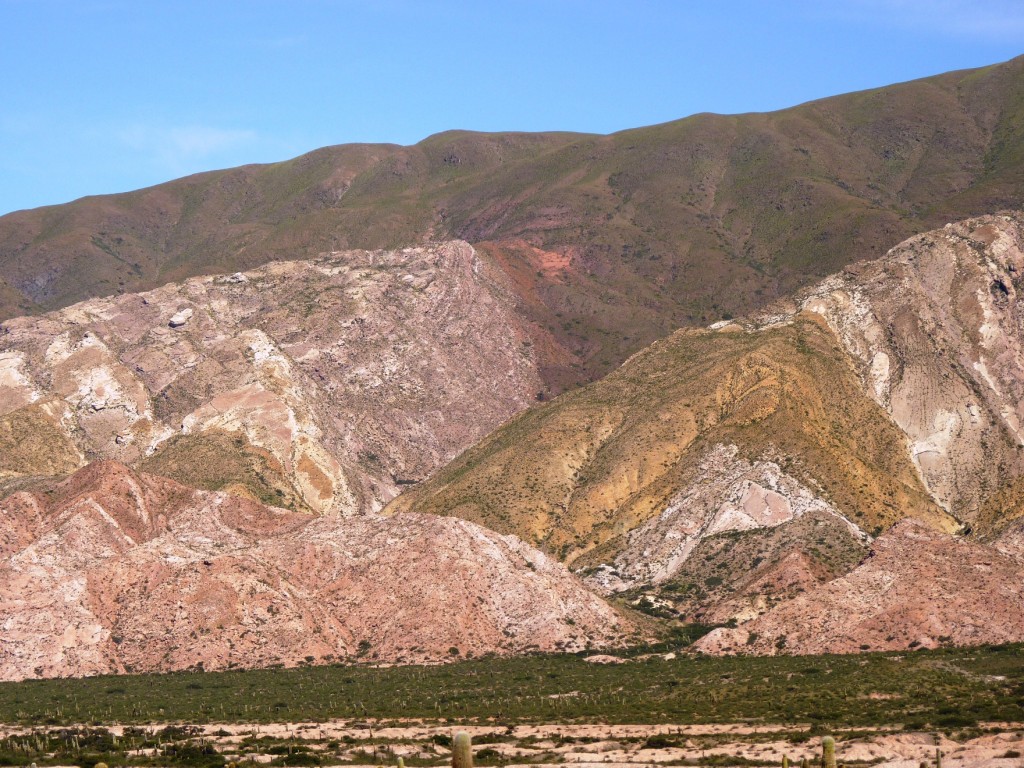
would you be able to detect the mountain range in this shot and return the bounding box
[392,212,1024,652]
[2,56,1024,679]
[5,55,1024,390]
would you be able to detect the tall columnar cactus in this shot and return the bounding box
[452,731,473,768]
[935,747,941,768]
[782,756,789,768]
[821,736,836,768]
[398,759,405,768]
[801,759,809,768]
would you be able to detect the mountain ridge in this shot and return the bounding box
[5,55,1024,386]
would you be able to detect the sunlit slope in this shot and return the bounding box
[0,242,542,514]
[388,314,952,565]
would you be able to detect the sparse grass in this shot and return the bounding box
[138,431,311,513]
[0,644,1021,728]
[0,404,82,483]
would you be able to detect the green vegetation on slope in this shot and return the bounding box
[4,57,1024,385]
[138,431,313,513]
[0,645,1020,728]
[0,404,82,493]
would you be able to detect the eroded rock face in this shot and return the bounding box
[391,214,1024,645]
[800,214,1024,525]
[392,310,950,591]
[586,444,866,592]
[0,241,542,515]
[693,520,1024,655]
[0,462,631,681]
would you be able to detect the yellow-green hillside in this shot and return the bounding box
[388,314,954,564]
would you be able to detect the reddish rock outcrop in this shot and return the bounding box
[0,462,631,681]
[694,520,1024,655]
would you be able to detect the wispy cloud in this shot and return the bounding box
[116,123,258,173]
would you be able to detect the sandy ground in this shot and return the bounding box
[5,720,1023,767]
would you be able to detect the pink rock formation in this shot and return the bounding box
[694,520,1024,655]
[0,462,630,681]
[0,241,544,515]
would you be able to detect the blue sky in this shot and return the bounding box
[1,0,1023,216]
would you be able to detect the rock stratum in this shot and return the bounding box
[393,212,1024,653]
[0,461,631,681]
[0,240,544,515]
[3,203,1024,671]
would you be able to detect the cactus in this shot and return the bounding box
[821,736,836,768]
[452,731,472,768]
[935,747,941,768]
[95,763,108,768]
[801,759,809,768]
[782,757,789,768]
[398,759,405,768]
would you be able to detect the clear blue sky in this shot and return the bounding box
[2,0,1023,216]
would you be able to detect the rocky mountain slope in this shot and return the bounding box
[2,211,1023,667]
[0,241,545,514]
[392,213,1024,649]
[694,519,1024,655]
[389,312,952,568]
[798,216,1024,529]
[0,461,631,681]
[3,56,1024,386]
